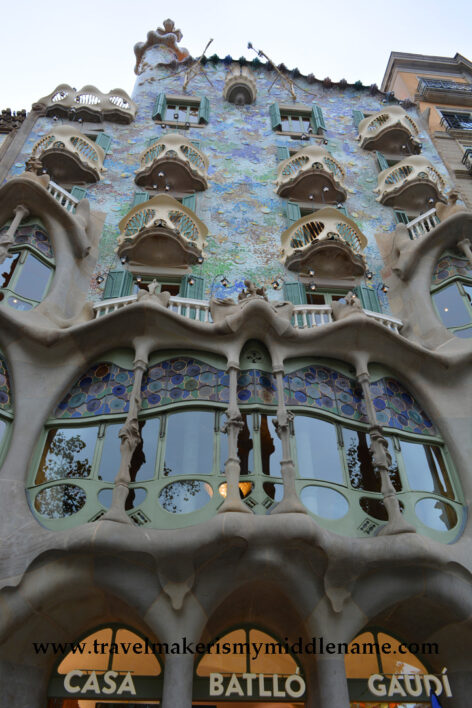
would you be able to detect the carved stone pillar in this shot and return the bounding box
[0,204,29,263]
[316,655,350,708]
[357,370,416,535]
[271,368,306,514]
[161,652,194,708]
[218,363,251,513]
[102,351,148,524]
[457,237,472,267]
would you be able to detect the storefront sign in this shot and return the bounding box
[209,672,306,699]
[367,670,452,699]
[64,670,136,695]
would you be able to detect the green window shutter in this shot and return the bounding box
[95,133,112,153]
[180,274,205,299]
[70,186,87,200]
[269,103,282,131]
[131,191,150,208]
[310,103,326,133]
[190,139,201,149]
[376,151,389,171]
[277,146,290,161]
[146,136,160,148]
[181,194,197,211]
[355,284,382,313]
[352,110,365,129]
[394,210,409,225]
[152,93,167,121]
[103,270,134,300]
[283,282,307,305]
[286,202,301,223]
[198,97,210,124]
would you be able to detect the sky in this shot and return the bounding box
[1,0,471,109]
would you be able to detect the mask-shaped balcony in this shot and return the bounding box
[275,145,347,203]
[116,194,207,268]
[223,66,257,105]
[357,106,420,154]
[34,84,137,124]
[280,206,367,277]
[135,134,208,192]
[375,155,446,210]
[31,126,106,184]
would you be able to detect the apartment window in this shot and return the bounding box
[440,111,472,131]
[285,201,348,224]
[432,280,472,338]
[103,270,203,302]
[270,102,326,136]
[152,93,210,126]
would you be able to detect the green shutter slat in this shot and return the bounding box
[146,136,160,148]
[394,210,409,225]
[103,270,134,300]
[285,202,301,223]
[95,133,112,153]
[182,194,197,211]
[70,186,87,200]
[131,191,150,208]
[283,282,307,305]
[376,151,389,171]
[198,97,210,124]
[179,274,205,319]
[352,110,365,129]
[277,146,290,161]
[355,284,382,313]
[269,103,282,131]
[190,139,201,149]
[152,93,167,121]
[310,103,326,133]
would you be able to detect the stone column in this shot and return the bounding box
[271,367,306,514]
[457,237,472,267]
[161,651,194,708]
[316,655,350,708]
[0,204,29,263]
[102,343,148,524]
[218,362,251,513]
[357,370,415,535]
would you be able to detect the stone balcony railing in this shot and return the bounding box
[31,125,106,184]
[116,194,207,267]
[46,180,80,213]
[34,84,137,123]
[375,155,446,210]
[280,206,367,276]
[406,208,440,240]
[93,294,402,333]
[275,145,347,203]
[135,133,208,191]
[357,106,420,153]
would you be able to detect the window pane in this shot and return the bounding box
[132,417,160,481]
[294,416,343,483]
[0,253,20,288]
[36,427,97,484]
[159,480,212,513]
[454,326,472,338]
[163,411,214,476]
[401,441,453,498]
[300,485,349,518]
[0,418,6,448]
[343,428,401,492]
[14,254,51,301]
[34,484,86,518]
[260,414,282,477]
[415,498,457,531]
[98,423,121,482]
[433,285,471,328]
[237,413,254,476]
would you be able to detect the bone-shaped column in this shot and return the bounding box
[0,205,29,263]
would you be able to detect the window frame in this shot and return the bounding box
[431,275,472,337]
[0,242,55,311]
[153,94,209,128]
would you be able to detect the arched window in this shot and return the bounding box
[431,248,472,338]
[47,624,163,705]
[0,221,54,310]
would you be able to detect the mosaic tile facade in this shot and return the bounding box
[370,377,437,435]
[141,357,229,409]
[53,363,134,418]
[0,354,12,412]
[237,369,277,405]
[432,249,472,286]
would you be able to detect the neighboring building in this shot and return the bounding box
[381,51,472,208]
[0,19,471,708]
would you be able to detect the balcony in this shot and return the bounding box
[31,126,106,184]
[357,106,420,154]
[417,78,472,107]
[275,145,347,202]
[35,84,137,123]
[135,134,208,191]
[375,156,446,210]
[280,206,367,277]
[116,194,207,268]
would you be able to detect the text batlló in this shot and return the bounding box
[64,670,136,695]
[368,670,452,698]
[209,672,306,698]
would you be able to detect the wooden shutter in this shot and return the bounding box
[277,146,290,161]
[95,133,112,153]
[285,202,301,223]
[190,139,201,149]
[394,210,409,225]
[103,270,134,300]
[181,194,197,211]
[70,186,87,200]
[269,103,282,131]
[131,191,150,208]
[198,97,210,124]
[376,151,389,171]
[152,93,167,121]
[283,282,307,305]
[180,274,205,319]
[355,284,382,313]
[352,110,365,129]
[310,103,326,133]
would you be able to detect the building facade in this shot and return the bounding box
[0,19,471,708]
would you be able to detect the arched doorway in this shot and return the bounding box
[46,625,163,706]
[193,626,306,707]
